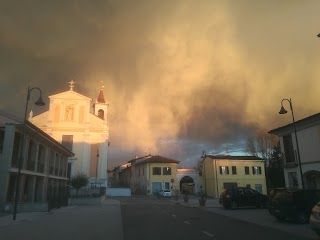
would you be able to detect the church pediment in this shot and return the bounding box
[49,90,92,102]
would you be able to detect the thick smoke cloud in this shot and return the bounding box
[1,1,320,168]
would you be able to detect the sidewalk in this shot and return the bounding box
[174,196,318,240]
[0,198,123,240]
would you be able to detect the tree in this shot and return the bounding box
[245,128,278,166]
[70,172,89,195]
[268,141,285,188]
[246,129,285,188]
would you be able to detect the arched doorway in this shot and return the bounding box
[180,176,194,194]
[305,170,320,189]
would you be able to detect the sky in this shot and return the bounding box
[1,0,320,169]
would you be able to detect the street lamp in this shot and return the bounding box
[96,150,100,187]
[13,86,45,220]
[279,98,305,189]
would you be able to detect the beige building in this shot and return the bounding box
[269,112,320,189]
[200,155,267,198]
[0,111,73,212]
[30,81,110,188]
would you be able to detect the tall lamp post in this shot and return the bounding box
[279,98,305,189]
[96,150,99,187]
[13,86,45,220]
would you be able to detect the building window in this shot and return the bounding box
[98,109,104,120]
[62,135,73,151]
[164,182,170,190]
[252,166,262,175]
[245,166,250,175]
[255,184,262,193]
[11,132,22,168]
[49,150,54,175]
[26,140,36,171]
[219,166,229,175]
[0,128,4,153]
[152,167,161,175]
[163,167,171,175]
[283,134,295,163]
[54,153,59,176]
[37,144,46,173]
[288,172,298,188]
[232,166,237,174]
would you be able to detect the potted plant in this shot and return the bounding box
[198,191,207,206]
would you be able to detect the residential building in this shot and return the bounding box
[269,112,320,189]
[0,111,74,212]
[200,155,267,198]
[116,155,180,195]
[29,81,110,188]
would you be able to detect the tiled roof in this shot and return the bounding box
[97,89,106,103]
[204,155,263,161]
[134,155,180,165]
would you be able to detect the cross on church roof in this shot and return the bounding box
[68,80,76,91]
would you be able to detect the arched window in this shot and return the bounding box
[98,109,104,120]
[37,144,46,173]
[26,140,36,171]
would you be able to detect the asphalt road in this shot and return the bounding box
[0,204,123,240]
[120,197,316,240]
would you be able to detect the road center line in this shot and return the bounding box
[184,221,191,224]
[202,231,214,238]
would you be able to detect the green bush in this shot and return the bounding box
[70,172,89,195]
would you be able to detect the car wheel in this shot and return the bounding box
[295,211,309,224]
[231,201,238,210]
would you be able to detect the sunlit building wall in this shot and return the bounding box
[201,155,267,198]
[30,82,110,188]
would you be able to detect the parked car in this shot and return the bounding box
[310,201,320,236]
[159,190,172,198]
[219,187,269,209]
[269,189,320,224]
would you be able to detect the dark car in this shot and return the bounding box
[219,187,269,210]
[269,189,320,224]
[310,201,320,236]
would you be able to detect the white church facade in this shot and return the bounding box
[30,81,110,188]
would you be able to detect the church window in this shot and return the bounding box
[98,109,104,120]
[62,135,73,151]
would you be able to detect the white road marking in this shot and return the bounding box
[184,221,191,224]
[202,231,214,238]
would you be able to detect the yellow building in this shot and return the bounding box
[117,155,180,195]
[200,155,267,198]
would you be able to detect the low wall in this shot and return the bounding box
[68,196,106,205]
[106,188,131,197]
[1,202,48,213]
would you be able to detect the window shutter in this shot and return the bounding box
[219,166,222,174]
